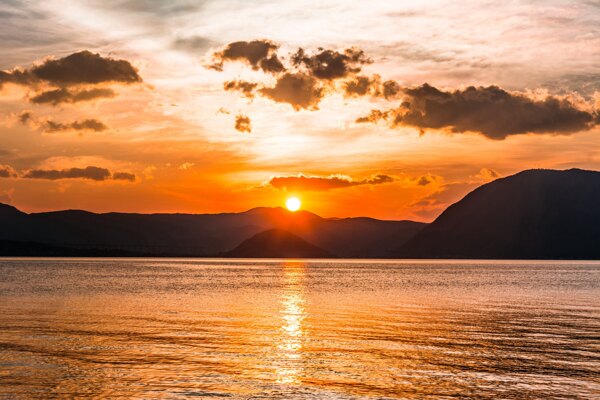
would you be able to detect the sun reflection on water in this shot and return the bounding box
[276,262,306,384]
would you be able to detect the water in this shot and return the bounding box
[0,258,599,399]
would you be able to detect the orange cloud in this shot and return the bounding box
[234,114,251,133]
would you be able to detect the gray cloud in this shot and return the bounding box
[30,50,141,85]
[23,166,112,181]
[269,173,393,191]
[112,171,136,181]
[172,35,214,52]
[259,73,324,111]
[291,47,371,80]
[1,51,140,88]
[43,119,108,133]
[30,87,116,105]
[356,84,598,139]
[22,166,136,181]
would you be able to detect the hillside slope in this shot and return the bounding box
[397,169,600,259]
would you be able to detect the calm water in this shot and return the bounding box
[0,259,599,399]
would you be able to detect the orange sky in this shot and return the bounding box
[1,1,599,221]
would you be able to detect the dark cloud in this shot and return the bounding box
[30,87,116,105]
[30,50,141,85]
[43,119,108,133]
[211,41,379,110]
[344,75,380,97]
[269,173,393,191]
[382,80,401,99]
[343,75,401,99]
[357,84,598,139]
[223,80,257,98]
[355,109,390,124]
[234,114,251,133]
[112,171,136,181]
[0,68,33,87]
[23,166,112,181]
[22,166,136,181]
[210,40,285,74]
[18,111,32,124]
[259,73,324,110]
[1,51,140,88]
[0,165,17,178]
[291,47,371,80]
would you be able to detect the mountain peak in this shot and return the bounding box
[226,228,333,258]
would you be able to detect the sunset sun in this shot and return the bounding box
[286,197,301,212]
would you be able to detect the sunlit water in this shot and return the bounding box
[0,258,599,399]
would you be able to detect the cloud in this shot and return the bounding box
[0,68,33,87]
[18,111,32,124]
[356,84,598,139]
[0,165,17,178]
[343,75,401,99]
[22,166,135,181]
[416,174,439,186]
[30,87,116,105]
[234,114,251,133]
[43,119,108,133]
[29,50,141,85]
[210,40,285,74]
[474,167,500,181]
[1,51,141,88]
[291,47,371,80]
[178,162,194,170]
[172,35,214,52]
[211,41,377,110]
[268,173,394,191]
[1,51,142,108]
[259,73,324,110]
[112,172,136,182]
[23,166,112,181]
[355,109,390,124]
[223,80,258,98]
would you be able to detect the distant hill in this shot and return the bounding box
[226,229,332,258]
[0,204,424,257]
[397,169,600,259]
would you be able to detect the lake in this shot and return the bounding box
[0,258,599,399]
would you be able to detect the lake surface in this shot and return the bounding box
[0,258,599,399]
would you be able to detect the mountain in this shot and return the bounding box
[0,204,425,257]
[397,169,600,259]
[226,229,332,258]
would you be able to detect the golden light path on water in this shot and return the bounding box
[276,262,306,384]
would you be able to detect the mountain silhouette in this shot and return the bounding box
[0,204,424,257]
[397,169,600,259]
[226,229,332,258]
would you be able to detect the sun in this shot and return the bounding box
[286,197,301,212]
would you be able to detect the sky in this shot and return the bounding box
[0,0,599,221]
